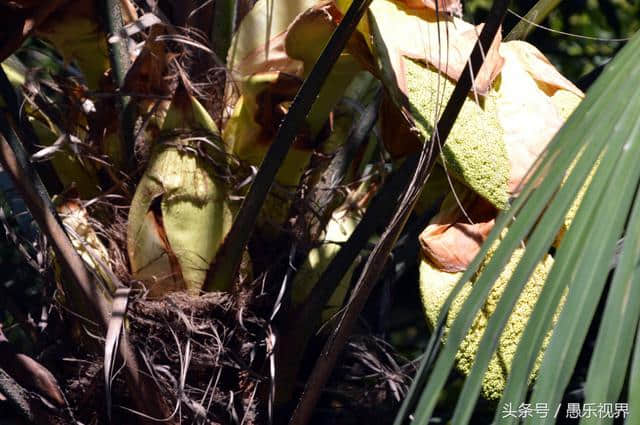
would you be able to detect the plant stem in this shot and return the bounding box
[101,0,135,171]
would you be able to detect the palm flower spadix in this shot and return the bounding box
[418,194,563,400]
[381,39,583,210]
[388,8,582,399]
[402,58,510,208]
[127,86,232,297]
[419,244,561,400]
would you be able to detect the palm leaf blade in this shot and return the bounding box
[629,323,640,425]
[523,32,640,425]
[451,100,614,425]
[400,30,640,425]
[578,187,640,425]
[495,35,640,425]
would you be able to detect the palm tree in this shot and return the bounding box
[0,1,638,424]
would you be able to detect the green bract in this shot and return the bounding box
[284,1,367,137]
[127,89,232,296]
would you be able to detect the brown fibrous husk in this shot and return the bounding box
[58,290,268,425]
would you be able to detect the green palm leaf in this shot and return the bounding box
[523,32,640,425]
[496,30,640,425]
[578,177,640,425]
[629,324,640,425]
[395,29,640,425]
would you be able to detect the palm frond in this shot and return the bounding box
[397,27,640,425]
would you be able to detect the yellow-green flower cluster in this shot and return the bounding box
[405,58,509,209]
[419,244,562,400]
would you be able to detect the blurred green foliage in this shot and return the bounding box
[465,0,640,81]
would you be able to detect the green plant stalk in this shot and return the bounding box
[102,0,131,92]
[212,0,237,63]
[102,0,134,171]
[505,0,562,41]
